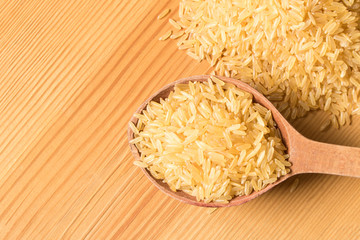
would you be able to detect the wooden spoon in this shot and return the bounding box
[128,75,360,207]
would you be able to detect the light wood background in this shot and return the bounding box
[0,1,360,239]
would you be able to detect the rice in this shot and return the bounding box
[161,0,360,128]
[206,207,218,214]
[130,77,290,203]
[319,119,331,131]
[169,18,182,30]
[159,30,172,41]
[170,31,185,39]
[157,8,171,20]
[290,178,300,193]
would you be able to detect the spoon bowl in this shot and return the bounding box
[128,75,360,207]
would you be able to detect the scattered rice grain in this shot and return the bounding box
[157,8,171,20]
[159,30,172,41]
[290,178,300,193]
[169,18,182,30]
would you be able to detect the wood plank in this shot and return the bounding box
[0,0,359,239]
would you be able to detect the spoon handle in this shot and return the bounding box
[292,136,360,178]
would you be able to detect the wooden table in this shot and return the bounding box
[1,1,360,239]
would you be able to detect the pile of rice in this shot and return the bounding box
[130,77,290,203]
[160,0,360,128]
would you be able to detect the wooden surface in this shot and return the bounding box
[1,1,360,239]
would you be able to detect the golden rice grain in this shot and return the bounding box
[320,119,332,132]
[157,8,171,20]
[169,18,182,30]
[290,178,300,193]
[206,207,218,214]
[170,30,185,39]
[159,30,172,41]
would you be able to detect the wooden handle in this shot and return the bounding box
[291,136,360,178]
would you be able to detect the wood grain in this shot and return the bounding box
[0,0,359,239]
